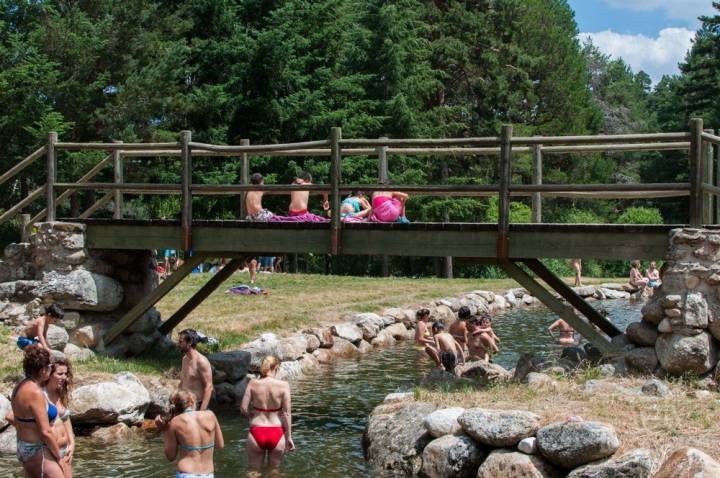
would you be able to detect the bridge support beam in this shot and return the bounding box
[498,260,613,355]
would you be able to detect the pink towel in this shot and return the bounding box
[371,198,402,222]
[341,215,365,223]
[269,212,329,223]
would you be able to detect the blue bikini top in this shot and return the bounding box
[13,385,57,424]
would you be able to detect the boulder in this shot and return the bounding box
[277,336,308,361]
[610,334,635,354]
[63,343,95,362]
[518,437,537,455]
[34,269,123,311]
[654,447,720,478]
[513,353,550,382]
[331,323,363,344]
[625,322,659,347]
[423,407,464,438]
[624,347,658,374]
[142,378,175,419]
[494,294,509,309]
[330,337,361,358]
[504,292,518,308]
[566,448,654,478]
[233,376,251,401]
[71,324,103,348]
[213,383,236,404]
[583,379,640,397]
[536,421,620,468]
[384,392,413,403]
[526,372,558,390]
[312,348,335,364]
[658,319,673,333]
[357,340,373,354]
[0,426,16,454]
[208,350,251,382]
[573,286,598,297]
[458,408,540,447]
[457,360,511,385]
[298,353,320,374]
[90,422,133,442]
[304,327,334,348]
[641,300,664,324]
[477,449,561,478]
[597,288,630,300]
[0,395,10,432]
[58,311,81,330]
[384,323,410,341]
[352,313,384,341]
[127,332,156,356]
[655,332,718,375]
[371,329,396,347]
[303,334,321,353]
[420,369,469,389]
[681,292,709,330]
[640,379,671,397]
[363,401,437,476]
[276,361,303,381]
[240,333,280,371]
[46,324,69,351]
[71,372,151,425]
[127,308,161,334]
[434,305,455,323]
[421,434,486,478]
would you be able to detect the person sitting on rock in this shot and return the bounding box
[629,260,649,290]
[414,309,441,367]
[17,303,64,351]
[548,318,576,346]
[646,261,661,289]
[431,322,465,372]
[448,306,471,352]
[469,315,500,360]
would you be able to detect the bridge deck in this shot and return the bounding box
[73,219,700,260]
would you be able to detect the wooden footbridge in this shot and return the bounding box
[2,119,719,354]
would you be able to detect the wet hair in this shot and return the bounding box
[23,344,51,379]
[169,390,196,418]
[431,322,444,332]
[350,191,364,198]
[467,317,481,327]
[51,357,73,407]
[477,312,492,325]
[250,173,264,185]
[631,260,641,268]
[179,329,207,348]
[416,308,430,320]
[298,171,312,182]
[45,303,64,319]
[458,306,471,320]
[260,355,280,377]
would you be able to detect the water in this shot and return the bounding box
[0,299,644,477]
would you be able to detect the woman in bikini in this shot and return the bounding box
[46,358,74,478]
[548,318,576,346]
[240,355,294,475]
[414,309,441,367]
[163,390,224,478]
[9,344,65,477]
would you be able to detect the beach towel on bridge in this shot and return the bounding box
[227,284,267,295]
[269,209,329,223]
[370,196,402,223]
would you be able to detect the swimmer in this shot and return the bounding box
[548,318,576,346]
[178,329,213,410]
[414,309,441,367]
[431,322,465,372]
[448,306,471,351]
[469,315,500,359]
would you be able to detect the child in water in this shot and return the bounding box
[431,322,465,372]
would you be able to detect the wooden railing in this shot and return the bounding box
[1,118,718,255]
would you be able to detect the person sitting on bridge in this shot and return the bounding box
[270,172,330,222]
[646,261,661,289]
[432,322,465,372]
[548,318,576,346]
[340,191,372,222]
[629,260,649,290]
[245,173,276,221]
[370,191,410,224]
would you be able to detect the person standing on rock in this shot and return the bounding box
[9,345,66,477]
[163,390,224,478]
[240,355,294,475]
[17,303,64,351]
[178,329,213,411]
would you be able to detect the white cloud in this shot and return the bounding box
[578,28,695,82]
[603,0,714,24]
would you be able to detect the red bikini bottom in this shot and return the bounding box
[249,426,284,451]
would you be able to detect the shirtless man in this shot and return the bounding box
[178,329,213,410]
[16,303,64,351]
[245,173,275,221]
[431,322,465,372]
[548,318,576,346]
[414,309,440,367]
[448,306,471,351]
[287,172,329,222]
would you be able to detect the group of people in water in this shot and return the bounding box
[244,172,411,224]
[11,304,293,478]
[414,306,501,372]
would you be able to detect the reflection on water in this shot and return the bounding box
[0,299,643,477]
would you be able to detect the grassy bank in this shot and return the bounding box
[416,374,720,466]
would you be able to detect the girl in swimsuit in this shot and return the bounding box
[163,390,224,478]
[46,358,74,478]
[414,309,441,368]
[240,356,294,476]
[9,344,65,477]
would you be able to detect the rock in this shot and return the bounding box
[331,323,363,344]
[330,337,361,358]
[641,379,671,397]
[665,308,682,318]
[71,324,103,348]
[458,408,540,447]
[526,372,558,390]
[561,347,588,365]
[0,395,10,432]
[34,269,123,311]
[641,300,664,324]
[626,322,659,347]
[208,350,251,382]
[567,448,654,478]
[304,327,334,348]
[384,392,413,403]
[654,447,720,478]
[363,401,437,475]
[127,309,161,334]
[384,322,409,340]
[142,378,174,419]
[352,313,384,341]
[356,340,373,354]
[420,369,468,388]
[58,311,81,330]
[610,334,635,354]
[682,292,709,329]
[63,343,95,362]
[303,334,320,353]
[573,286,598,297]
[0,426,16,453]
[504,292,518,307]
[477,449,561,478]
[624,347,658,374]
[213,383,236,404]
[598,364,616,377]
[370,329,396,347]
[433,305,455,323]
[423,407,464,438]
[457,360,511,385]
[233,377,250,401]
[127,332,156,356]
[298,353,320,374]
[518,437,537,454]
[240,333,280,371]
[277,336,308,361]
[597,288,630,300]
[421,434,486,478]
[522,294,537,305]
[513,353,549,382]
[276,361,303,381]
[312,348,335,364]
[71,372,151,425]
[91,422,133,442]
[537,421,620,468]
[663,294,682,308]
[46,324,69,351]
[655,332,718,375]
[658,318,673,333]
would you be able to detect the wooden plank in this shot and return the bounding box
[103,253,207,345]
[499,260,613,354]
[0,185,45,226]
[56,142,177,150]
[512,132,689,145]
[531,144,542,223]
[0,146,45,186]
[497,124,513,258]
[79,192,113,218]
[513,183,688,192]
[20,214,30,242]
[702,131,720,145]
[689,118,704,226]
[239,139,249,218]
[54,182,182,193]
[378,137,390,277]
[188,139,329,153]
[330,127,342,255]
[522,258,621,337]
[542,142,689,153]
[510,229,669,259]
[46,132,57,221]
[180,131,192,251]
[341,137,500,147]
[113,142,123,219]
[158,257,245,334]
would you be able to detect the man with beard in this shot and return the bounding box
[178,329,213,410]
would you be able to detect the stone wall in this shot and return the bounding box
[0,222,171,359]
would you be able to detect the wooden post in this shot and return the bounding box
[497,124,513,258]
[377,136,390,277]
[180,130,192,251]
[290,254,298,273]
[689,118,703,227]
[20,213,31,242]
[440,158,452,278]
[703,129,714,225]
[239,139,250,218]
[531,144,542,223]
[112,141,123,219]
[715,129,720,225]
[46,132,57,222]
[330,127,342,255]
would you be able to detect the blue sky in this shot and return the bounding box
[566,0,716,83]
